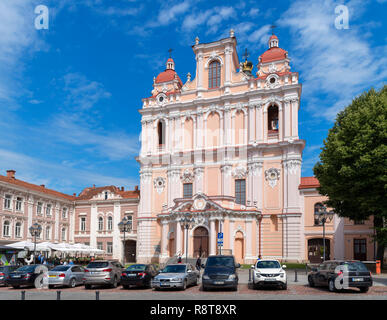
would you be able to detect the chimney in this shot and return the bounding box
[6,170,16,179]
[121,186,124,191]
[40,184,45,188]
[73,193,76,197]
[93,184,95,188]
[134,185,139,191]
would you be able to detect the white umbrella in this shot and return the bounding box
[5,241,34,250]
[35,242,53,251]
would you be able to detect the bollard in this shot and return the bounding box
[294,269,298,282]
[96,291,100,300]
[376,260,381,275]
[21,291,25,301]
[57,290,61,300]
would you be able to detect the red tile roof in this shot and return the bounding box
[299,177,320,189]
[155,69,183,86]
[260,47,288,63]
[76,185,139,200]
[0,175,75,200]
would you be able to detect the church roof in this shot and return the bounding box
[76,185,139,200]
[155,69,183,86]
[259,47,288,64]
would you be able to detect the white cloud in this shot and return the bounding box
[279,0,387,120]
[62,72,111,110]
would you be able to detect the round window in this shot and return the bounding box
[270,77,276,84]
[159,96,164,102]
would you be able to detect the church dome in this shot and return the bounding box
[259,33,288,64]
[155,57,183,86]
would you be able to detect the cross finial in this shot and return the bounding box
[270,25,276,35]
[243,48,249,61]
[168,48,173,58]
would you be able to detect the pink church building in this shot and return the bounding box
[136,31,376,264]
[0,31,376,265]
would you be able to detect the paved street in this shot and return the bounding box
[0,270,386,300]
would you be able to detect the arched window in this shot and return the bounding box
[314,203,324,226]
[268,105,279,132]
[15,222,21,238]
[107,216,113,231]
[98,217,103,231]
[46,226,51,240]
[208,60,221,89]
[61,227,66,241]
[157,120,165,146]
[3,221,10,236]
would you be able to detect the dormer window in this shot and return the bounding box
[104,191,108,200]
[208,60,221,89]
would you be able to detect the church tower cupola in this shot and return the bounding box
[166,57,175,70]
[269,34,279,49]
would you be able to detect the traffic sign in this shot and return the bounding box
[217,232,223,239]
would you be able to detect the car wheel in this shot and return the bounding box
[34,274,44,289]
[48,285,54,289]
[85,284,92,290]
[282,283,287,290]
[123,285,129,289]
[328,279,336,292]
[232,286,238,292]
[201,285,207,291]
[182,279,187,290]
[359,287,369,293]
[112,276,118,288]
[12,285,20,289]
[194,276,198,286]
[308,276,315,287]
[69,278,76,288]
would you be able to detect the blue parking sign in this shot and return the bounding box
[217,232,223,239]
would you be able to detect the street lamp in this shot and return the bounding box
[118,216,132,265]
[29,223,42,264]
[181,213,194,263]
[314,205,334,262]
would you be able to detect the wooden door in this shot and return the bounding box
[353,239,367,261]
[193,227,209,258]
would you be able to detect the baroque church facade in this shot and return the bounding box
[0,31,376,265]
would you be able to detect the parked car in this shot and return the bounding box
[308,260,372,293]
[83,260,124,289]
[151,263,199,290]
[48,265,85,288]
[6,264,49,289]
[121,264,158,289]
[201,255,240,291]
[251,259,287,290]
[0,265,19,286]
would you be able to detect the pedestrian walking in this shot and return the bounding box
[177,254,182,263]
[196,255,201,271]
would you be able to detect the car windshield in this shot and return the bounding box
[256,261,281,269]
[126,264,146,272]
[206,257,234,267]
[16,265,35,272]
[161,265,186,273]
[51,266,71,272]
[87,262,109,268]
[341,262,369,272]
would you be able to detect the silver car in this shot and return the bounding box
[48,265,85,288]
[152,263,199,290]
[84,260,124,289]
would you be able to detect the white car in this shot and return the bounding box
[251,259,287,290]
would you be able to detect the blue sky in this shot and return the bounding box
[0,0,386,194]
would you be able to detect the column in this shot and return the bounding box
[256,106,263,142]
[90,203,97,248]
[27,196,33,241]
[284,101,291,139]
[54,203,60,242]
[229,219,234,254]
[263,107,268,142]
[176,220,182,255]
[209,219,216,255]
[161,221,169,258]
[248,105,255,143]
[291,99,299,138]
[278,104,283,141]
[245,218,253,260]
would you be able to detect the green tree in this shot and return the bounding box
[314,86,387,265]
